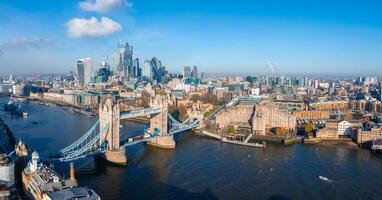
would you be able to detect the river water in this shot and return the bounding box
[1,97,382,200]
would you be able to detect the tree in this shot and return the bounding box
[191,94,201,102]
[305,123,316,138]
[305,123,315,134]
[228,126,236,134]
[275,127,287,136]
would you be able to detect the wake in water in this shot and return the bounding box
[319,176,333,183]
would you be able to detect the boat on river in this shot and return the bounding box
[319,176,333,182]
[4,100,28,117]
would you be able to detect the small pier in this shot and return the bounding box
[202,131,266,148]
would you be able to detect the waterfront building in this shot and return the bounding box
[355,127,382,144]
[42,92,64,102]
[215,104,255,129]
[252,101,296,135]
[0,84,12,95]
[337,120,352,136]
[317,120,362,139]
[0,154,15,188]
[76,58,93,85]
[22,151,100,200]
[12,84,25,96]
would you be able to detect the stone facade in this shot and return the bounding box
[317,120,361,139]
[355,128,382,144]
[149,95,168,136]
[99,98,121,151]
[293,111,330,120]
[310,101,349,111]
[252,101,296,135]
[215,104,254,128]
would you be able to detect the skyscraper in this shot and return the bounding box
[191,66,198,78]
[112,41,133,78]
[150,57,162,82]
[142,59,153,80]
[183,66,191,78]
[141,57,164,82]
[133,58,140,78]
[76,58,93,85]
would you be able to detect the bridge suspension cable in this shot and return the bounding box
[60,120,100,154]
[58,123,110,162]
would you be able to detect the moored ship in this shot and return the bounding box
[4,100,28,117]
[22,151,101,200]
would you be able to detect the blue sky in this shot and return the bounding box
[0,0,382,76]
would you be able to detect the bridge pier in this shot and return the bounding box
[100,97,127,166]
[104,148,127,166]
[147,135,176,149]
[146,95,176,149]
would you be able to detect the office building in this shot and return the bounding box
[112,41,133,78]
[76,58,93,85]
[133,58,140,77]
[142,59,153,80]
[191,66,198,78]
[183,66,191,78]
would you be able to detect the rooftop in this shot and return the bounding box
[46,187,100,200]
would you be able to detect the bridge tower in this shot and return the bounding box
[99,97,126,165]
[147,95,176,148]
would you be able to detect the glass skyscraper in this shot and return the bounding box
[183,66,191,78]
[76,58,93,85]
[112,41,133,78]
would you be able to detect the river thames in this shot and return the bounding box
[1,98,382,200]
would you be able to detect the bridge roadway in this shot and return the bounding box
[120,107,161,119]
[48,106,200,163]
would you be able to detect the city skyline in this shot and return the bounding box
[1,0,382,76]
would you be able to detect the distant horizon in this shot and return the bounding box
[1,71,380,80]
[1,0,382,76]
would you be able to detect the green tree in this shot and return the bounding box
[228,126,236,134]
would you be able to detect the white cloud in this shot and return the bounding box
[0,37,52,48]
[67,16,122,38]
[79,0,132,13]
[0,37,52,55]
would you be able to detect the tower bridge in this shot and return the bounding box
[53,95,200,165]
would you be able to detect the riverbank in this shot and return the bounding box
[26,97,95,116]
[198,128,364,150]
[312,139,359,149]
[0,118,16,154]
